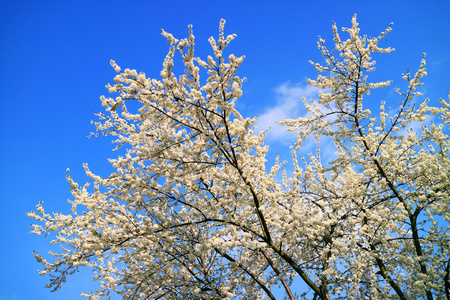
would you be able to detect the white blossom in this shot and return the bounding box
[28,15,450,300]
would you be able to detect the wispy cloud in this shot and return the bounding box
[0,294,19,300]
[255,82,320,142]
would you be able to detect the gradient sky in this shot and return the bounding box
[1,0,450,299]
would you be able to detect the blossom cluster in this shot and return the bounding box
[28,15,450,300]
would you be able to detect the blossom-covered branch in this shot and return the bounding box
[29,15,450,300]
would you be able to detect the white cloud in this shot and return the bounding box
[255,82,320,142]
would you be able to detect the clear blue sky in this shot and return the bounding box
[1,0,449,299]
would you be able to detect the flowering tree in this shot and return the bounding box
[28,15,450,299]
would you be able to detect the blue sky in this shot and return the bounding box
[1,0,449,299]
